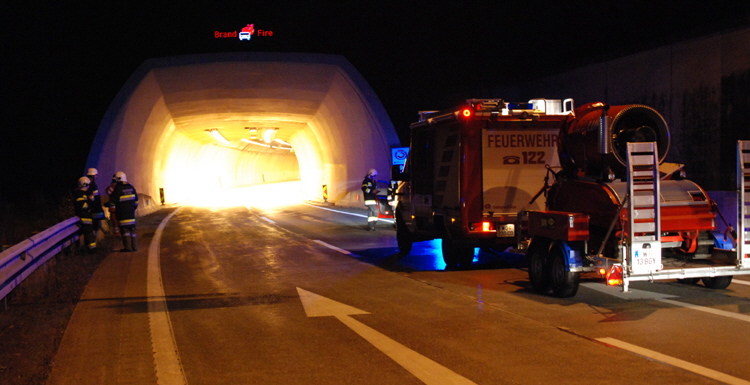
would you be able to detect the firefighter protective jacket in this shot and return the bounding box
[73,188,93,225]
[109,183,139,226]
[87,180,106,220]
[361,175,378,204]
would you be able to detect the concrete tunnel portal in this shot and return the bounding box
[86,53,400,210]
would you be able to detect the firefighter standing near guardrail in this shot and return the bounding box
[105,173,120,236]
[109,171,139,252]
[362,168,380,231]
[73,177,97,251]
[86,168,106,239]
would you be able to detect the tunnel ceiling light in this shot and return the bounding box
[262,127,278,144]
[206,128,230,145]
[241,137,293,151]
[245,127,258,140]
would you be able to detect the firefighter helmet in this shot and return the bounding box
[78,176,91,188]
[368,168,378,177]
[114,171,128,183]
[87,168,98,177]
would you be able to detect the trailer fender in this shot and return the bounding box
[554,241,585,272]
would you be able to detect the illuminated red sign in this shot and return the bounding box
[214,23,273,40]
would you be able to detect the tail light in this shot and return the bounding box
[469,221,495,232]
[606,264,624,286]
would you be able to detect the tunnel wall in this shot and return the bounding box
[500,27,750,191]
[86,53,400,210]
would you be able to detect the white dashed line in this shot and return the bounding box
[597,338,750,385]
[313,240,361,258]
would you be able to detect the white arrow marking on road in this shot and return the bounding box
[296,287,477,385]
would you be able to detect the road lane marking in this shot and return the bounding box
[297,288,477,385]
[313,240,361,257]
[148,208,188,385]
[581,283,678,300]
[657,298,750,323]
[305,203,395,223]
[596,338,750,385]
[582,282,750,323]
[261,216,276,224]
[732,279,750,286]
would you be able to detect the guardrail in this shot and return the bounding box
[0,217,80,303]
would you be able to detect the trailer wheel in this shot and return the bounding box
[395,209,413,256]
[701,276,733,290]
[441,237,474,268]
[527,238,551,294]
[550,244,580,297]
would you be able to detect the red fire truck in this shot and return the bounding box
[392,99,573,267]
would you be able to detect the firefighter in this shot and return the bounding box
[86,168,106,238]
[109,171,139,252]
[106,173,120,236]
[361,168,380,231]
[73,176,97,251]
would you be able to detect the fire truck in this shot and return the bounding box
[524,102,750,297]
[392,98,574,267]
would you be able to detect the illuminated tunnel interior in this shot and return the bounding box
[86,53,400,209]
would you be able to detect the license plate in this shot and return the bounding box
[497,224,514,237]
[632,245,661,273]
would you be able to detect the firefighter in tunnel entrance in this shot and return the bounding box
[362,168,380,231]
[109,171,139,252]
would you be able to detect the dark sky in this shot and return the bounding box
[2,1,749,204]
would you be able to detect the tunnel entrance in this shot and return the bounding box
[86,52,400,210]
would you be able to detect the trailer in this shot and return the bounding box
[525,101,750,297]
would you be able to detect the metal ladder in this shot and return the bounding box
[626,142,662,277]
[739,141,750,267]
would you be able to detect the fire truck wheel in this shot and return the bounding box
[441,238,474,268]
[701,276,733,290]
[527,238,551,294]
[550,245,580,297]
[676,278,700,284]
[395,212,413,255]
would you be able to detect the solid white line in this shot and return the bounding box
[582,282,750,323]
[657,298,750,323]
[596,338,750,385]
[148,208,188,385]
[305,203,394,223]
[732,279,750,286]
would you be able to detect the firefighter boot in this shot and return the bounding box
[121,232,132,252]
[130,233,138,252]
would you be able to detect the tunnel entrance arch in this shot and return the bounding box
[86,52,400,209]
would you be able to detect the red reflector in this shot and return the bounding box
[462,108,472,117]
[606,265,624,286]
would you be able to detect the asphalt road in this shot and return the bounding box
[46,203,750,384]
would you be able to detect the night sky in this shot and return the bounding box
[3,1,749,205]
